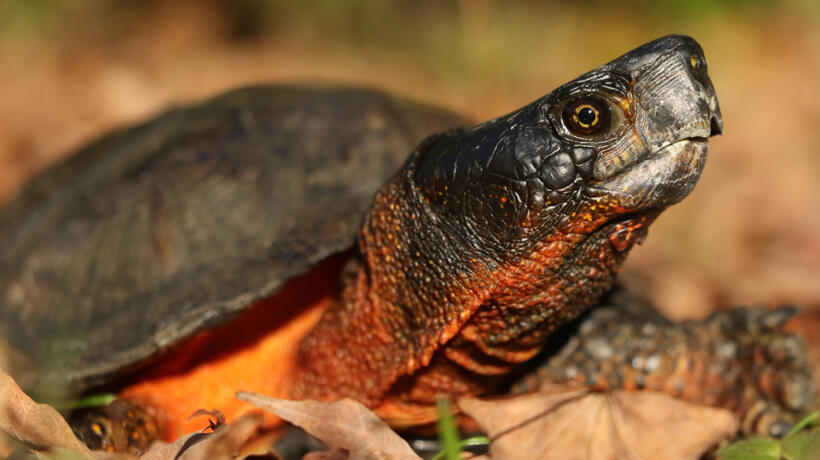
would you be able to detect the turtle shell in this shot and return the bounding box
[0,86,465,396]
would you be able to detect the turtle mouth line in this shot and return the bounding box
[583,137,708,210]
[587,136,708,187]
[586,137,707,188]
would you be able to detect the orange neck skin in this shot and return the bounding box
[117,169,655,438]
[291,161,657,426]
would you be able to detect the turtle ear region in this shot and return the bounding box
[413,130,465,209]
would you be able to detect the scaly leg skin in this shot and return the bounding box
[511,289,817,438]
[71,399,160,454]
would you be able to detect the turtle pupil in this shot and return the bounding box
[578,107,597,126]
[560,95,612,137]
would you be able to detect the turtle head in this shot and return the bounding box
[297,36,723,410]
[414,35,721,254]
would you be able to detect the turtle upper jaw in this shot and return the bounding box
[585,137,708,211]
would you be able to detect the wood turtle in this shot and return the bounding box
[5,35,795,454]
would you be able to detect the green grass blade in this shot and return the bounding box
[51,393,117,410]
[787,411,819,438]
[434,398,461,460]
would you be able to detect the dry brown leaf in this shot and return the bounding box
[0,367,93,458]
[302,449,348,460]
[187,409,227,428]
[94,453,139,460]
[134,412,266,460]
[0,433,17,458]
[176,412,266,460]
[134,433,198,460]
[460,384,738,460]
[236,392,421,460]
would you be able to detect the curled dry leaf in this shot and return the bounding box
[236,392,421,460]
[460,384,738,460]
[0,367,93,457]
[135,412,267,460]
[173,412,266,460]
[302,449,349,460]
[187,409,228,434]
[0,434,13,458]
[93,450,139,460]
[97,411,268,460]
[133,432,201,460]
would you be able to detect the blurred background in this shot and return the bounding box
[0,0,818,319]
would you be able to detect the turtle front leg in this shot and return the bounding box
[510,291,817,438]
[70,399,160,454]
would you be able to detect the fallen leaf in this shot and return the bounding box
[135,433,199,460]
[186,409,227,430]
[715,438,781,460]
[0,367,93,457]
[121,412,267,460]
[782,429,820,460]
[173,412,266,460]
[236,392,421,460]
[0,434,13,458]
[89,451,137,460]
[302,449,348,460]
[460,384,738,460]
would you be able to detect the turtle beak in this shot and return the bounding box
[706,73,723,136]
[710,109,723,136]
[585,35,720,211]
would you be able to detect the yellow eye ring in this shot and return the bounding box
[560,95,612,136]
[573,104,600,129]
[689,55,700,70]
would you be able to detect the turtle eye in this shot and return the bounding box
[561,95,612,137]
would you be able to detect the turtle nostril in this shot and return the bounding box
[710,115,723,136]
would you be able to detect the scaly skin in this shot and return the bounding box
[72,400,159,454]
[292,35,721,425]
[512,290,816,438]
[74,35,724,451]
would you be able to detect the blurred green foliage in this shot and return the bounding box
[1,0,817,40]
[717,411,820,460]
[0,0,817,128]
[0,0,53,35]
